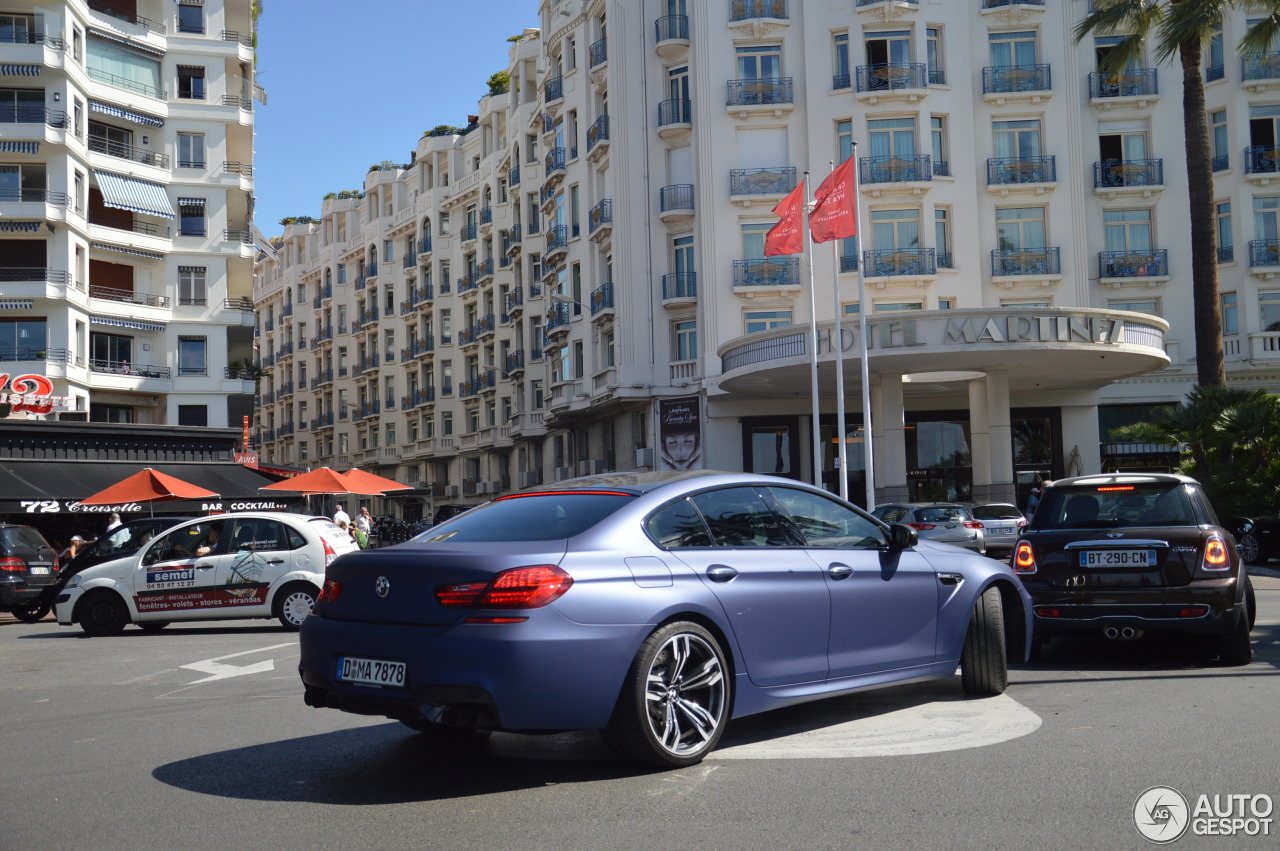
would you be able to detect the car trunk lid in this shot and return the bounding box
[1025,527,1201,588]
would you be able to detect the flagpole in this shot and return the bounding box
[851,143,876,512]
[828,160,850,502]
[803,171,822,489]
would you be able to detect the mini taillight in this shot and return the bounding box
[318,578,343,602]
[1201,535,1230,571]
[908,523,936,531]
[435,564,573,610]
[0,557,25,572]
[1035,607,1060,618]
[964,521,984,529]
[321,537,338,568]
[1014,540,1037,574]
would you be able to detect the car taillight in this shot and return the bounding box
[322,537,338,568]
[1013,540,1037,574]
[318,578,343,602]
[1017,519,1029,528]
[1201,535,1230,571]
[53,555,61,573]
[435,564,573,610]
[964,521,984,529]
[908,523,936,531]
[0,557,25,572]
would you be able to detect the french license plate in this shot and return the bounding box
[1080,549,1158,568]
[29,566,49,575]
[990,525,1013,534]
[337,656,406,687]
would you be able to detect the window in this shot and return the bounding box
[926,27,943,84]
[989,30,1037,68]
[1217,201,1234,262]
[673,319,697,361]
[178,132,205,168]
[179,336,206,375]
[90,331,131,365]
[833,32,850,88]
[571,262,582,315]
[938,297,955,310]
[0,318,46,359]
[383,239,394,262]
[91,404,134,423]
[1221,292,1238,335]
[994,118,1041,160]
[1207,23,1225,81]
[769,487,885,549]
[689,488,796,548]
[996,206,1046,251]
[1211,109,1228,170]
[874,301,923,313]
[177,2,204,34]
[737,44,781,82]
[337,263,347,284]
[931,116,948,176]
[1103,209,1152,253]
[1261,292,1280,332]
[745,310,792,334]
[178,198,206,236]
[1108,299,1161,318]
[87,36,161,98]
[935,208,951,267]
[177,65,206,100]
[88,121,131,158]
[177,405,208,426]
[871,208,921,250]
[442,410,454,435]
[178,266,206,305]
[864,30,911,69]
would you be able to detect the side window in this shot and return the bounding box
[688,487,799,548]
[647,498,713,549]
[766,487,886,549]
[876,506,910,523]
[227,518,288,552]
[143,521,223,564]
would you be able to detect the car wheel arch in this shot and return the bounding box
[640,611,740,707]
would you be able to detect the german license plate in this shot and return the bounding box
[1080,549,1157,568]
[336,656,406,687]
[29,566,49,575]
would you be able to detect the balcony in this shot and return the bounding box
[86,68,164,100]
[729,167,796,205]
[729,0,788,37]
[545,224,569,260]
[982,0,1044,6]
[0,346,69,364]
[1093,159,1164,198]
[856,63,928,104]
[89,285,169,308]
[402,250,416,268]
[1099,249,1169,282]
[505,349,525,377]
[508,166,520,186]
[476,258,495,282]
[590,282,614,318]
[544,146,566,186]
[504,225,522,255]
[0,105,66,127]
[544,302,571,338]
[89,359,169,379]
[982,64,1051,104]
[88,1,163,33]
[657,99,692,139]
[864,248,938,279]
[590,37,607,68]
[986,156,1056,195]
[726,78,794,117]
[990,247,1061,278]
[1088,69,1159,106]
[88,136,169,169]
[660,184,695,223]
[733,257,799,292]
[544,75,563,103]
[855,0,919,8]
[858,155,932,198]
[1249,239,1280,276]
[1242,53,1280,91]
[456,274,476,295]
[589,198,613,239]
[587,115,610,160]
[1245,146,1280,186]
[419,236,432,255]
[310,369,334,390]
[654,14,689,58]
[460,222,478,243]
[506,287,524,315]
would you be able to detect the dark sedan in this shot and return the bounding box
[299,471,1033,768]
[1229,515,1280,566]
[1013,473,1254,665]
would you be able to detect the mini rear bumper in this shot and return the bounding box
[1024,577,1241,637]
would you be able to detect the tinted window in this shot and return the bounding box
[647,498,713,549]
[973,505,1023,520]
[689,487,800,548]
[0,526,51,550]
[1034,483,1193,530]
[875,506,910,523]
[415,492,635,542]
[766,487,885,549]
[917,506,970,523]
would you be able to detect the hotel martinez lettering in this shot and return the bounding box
[814,312,1142,355]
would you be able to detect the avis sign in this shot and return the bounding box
[0,373,70,416]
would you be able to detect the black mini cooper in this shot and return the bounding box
[1013,473,1254,665]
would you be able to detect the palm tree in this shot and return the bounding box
[1075,3,1280,388]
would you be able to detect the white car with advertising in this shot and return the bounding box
[55,513,359,635]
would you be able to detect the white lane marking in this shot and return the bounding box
[178,642,295,684]
[710,693,1041,760]
[118,642,297,685]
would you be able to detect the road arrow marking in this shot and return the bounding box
[180,642,294,684]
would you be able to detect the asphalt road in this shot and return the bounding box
[3,575,1278,850]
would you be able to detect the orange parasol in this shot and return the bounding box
[341,468,413,494]
[78,467,220,515]
[258,466,384,495]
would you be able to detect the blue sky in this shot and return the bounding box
[253,0,537,235]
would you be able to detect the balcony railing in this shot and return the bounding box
[982,0,1044,6]
[1246,146,1280,174]
[545,224,569,254]
[982,64,1051,94]
[88,0,164,33]
[1249,239,1280,267]
[418,236,432,254]
[90,359,170,378]
[1242,53,1280,82]
[545,146,566,175]
[86,67,164,99]
[730,0,787,21]
[477,258,494,280]
[223,229,253,244]
[403,250,416,268]
[587,115,609,152]
[856,63,927,92]
[729,167,796,195]
[655,14,689,42]
[1088,68,1158,98]
[991,247,1061,276]
[0,105,65,126]
[864,248,938,277]
[88,136,169,168]
[506,349,525,375]
[726,77,794,106]
[986,156,1056,185]
[590,38,607,67]
[1093,159,1163,188]
[589,199,612,234]
[734,257,799,288]
[545,302,571,333]
[508,166,520,186]
[460,222,478,242]
[660,184,694,212]
[89,285,169,308]
[1099,249,1168,278]
[88,213,170,237]
[657,98,692,127]
[544,75,564,102]
[0,188,69,206]
[503,226,522,254]
[859,155,932,184]
[506,287,524,312]
[0,347,69,363]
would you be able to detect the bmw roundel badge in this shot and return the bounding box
[375,576,390,598]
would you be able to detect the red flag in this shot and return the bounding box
[809,157,858,243]
[764,182,805,256]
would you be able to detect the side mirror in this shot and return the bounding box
[888,523,917,550]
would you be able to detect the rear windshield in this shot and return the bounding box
[973,505,1023,520]
[0,527,51,551]
[916,506,971,523]
[413,492,635,543]
[1033,483,1197,530]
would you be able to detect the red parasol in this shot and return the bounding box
[258,466,384,495]
[78,467,220,515]
[341,468,413,494]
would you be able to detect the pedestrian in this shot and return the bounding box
[351,524,369,549]
[106,512,122,532]
[354,506,372,535]
[60,535,86,564]
[1027,486,1041,516]
[333,504,350,526]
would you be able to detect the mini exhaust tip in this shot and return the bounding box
[1104,627,1119,639]
[1121,627,1136,639]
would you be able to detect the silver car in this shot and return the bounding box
[971,503,1028,554]
[872,503,986,554]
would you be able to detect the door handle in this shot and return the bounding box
[828,564,853,580]
[266,558,285,565]
[706,565,738,583]
[196,563,216,570]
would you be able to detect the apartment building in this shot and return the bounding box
[253,0,1279,516]
[0,0,260,428]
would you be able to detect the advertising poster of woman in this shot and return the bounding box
[658,396,702,471]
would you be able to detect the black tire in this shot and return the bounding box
[1217,602,1253,667]
[10,601,51,623]
[1237,533,1263,566]
[273,582,318,631]
[1245,577,1257,631]
[961,586,1008,695]
[604,621,730,768]
[78,590,130,637]
[137,621,169,632]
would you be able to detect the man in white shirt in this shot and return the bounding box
[333,505,350,526]
[354,506,372,534]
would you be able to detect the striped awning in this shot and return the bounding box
[94,170,175,219]
[0,300,35,310]
[90,315,166,332]
[90,241,165,260]
[0,141,39,154]
[177,197,206,207]
[0,64,41,77]
[0,221,43,233]
[87,27,166,58]
[88,99,163,127]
